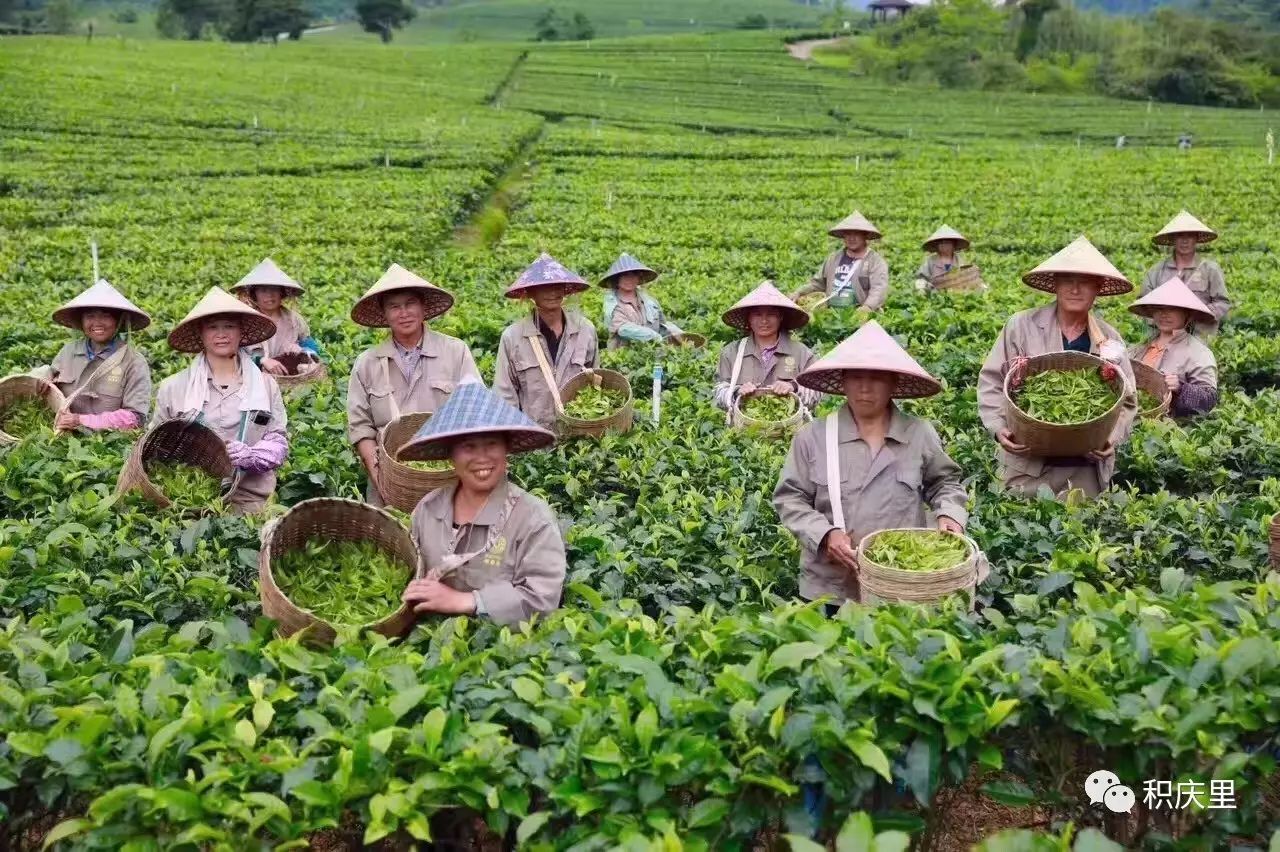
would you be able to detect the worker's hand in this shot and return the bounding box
[1163,372,1180,392]
[769,380,793,396]
[997,429,1030,455]
[937,515,965,535]
[1099,339,1126,365]
[821,529,859,573]
[1086,441,1116,462]
[1007,356,1029,390]
[403,578,476,615]
[855,306,872,319]
[261,358,288,376]
[738,382,758,398]
[54,411,80,432]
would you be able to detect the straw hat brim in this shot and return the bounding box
[797,367,941,398]
[52,305,152,332]
[828,227,882,240]
[397,425,556,461]
[505,280,590,299]
[1153,230,1217,247]
[1128,302,1215,326]
[351,287,455,327]
[231,281,305,296]
[721,304,810,333]
[1022,272,1133,297]
[599,268,658,288]
[167,311,277,353]
[922,236,971,252]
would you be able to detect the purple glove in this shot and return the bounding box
[226,439,252,467]
[235,432,289,473]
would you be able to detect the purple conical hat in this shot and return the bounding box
[505,253,589,298]
[598,253,658,287]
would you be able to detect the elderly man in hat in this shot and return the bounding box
[493,253,599,429]
[1140,210,1230,336]
[1128,278,1219,418]
[230,258,323,376]
[713,281,819,412]
[398,382,566,626]
[346,263,482,506]
[977,236,1138,498]
[152,287,287,514]
[30,279,153,433]
[600,252,684,349]
[792,210,890,311]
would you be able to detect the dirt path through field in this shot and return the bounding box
[786,37,848,60]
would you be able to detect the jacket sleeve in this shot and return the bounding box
[1108,350,1138,447]
[793,254,830,299]
[457,343,484,386]
[920,422,969,527]
[28,365,54,382]
[772,428,838,554]
[654,300,683,338]
[1141,263,1163,296]
[79,409,141,431]
[120,353,153,421]
[478,510,566,625]
[712,343,736,410]
[1203,262,1231,322]
[862,254,890,311]
[584,324,600,369]
[914,257,933,291]
[346,362,376,445]
[492,332,521,409]
[607,302,662,343]
[977,321,1016,436]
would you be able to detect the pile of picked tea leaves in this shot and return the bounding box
[863,530,969,573]
[1015,368,1118,424]
[564,385,626,420]
[273,538,410,626]
[402,458,453,472]
[1,398,54,438]
[740,392,798,423]
[146,461,224,507]
[1138,387,1166,412]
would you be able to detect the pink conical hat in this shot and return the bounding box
[797,320,941,398]
[721,280,810,333]
[1153,210,1216,246]
[1022,235,1132,297]
[1128,276,1215,325]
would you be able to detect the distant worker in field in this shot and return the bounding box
[601,252,685,348]
[713,280,819,412]
[398,382,566,626]
[1140,210,1229,337]
[30,279,153,433]
[493,253,599,429]
[231,258,324,377]
[913,225,985,293]
[773,320,969,609]
[1127,278,1219,417]
[791,210,889,312]
[346,263,482,506]
[152,287,288,514]
[977,237,1137,499]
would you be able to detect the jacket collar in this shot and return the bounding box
[742,332,798,358]
[429,479,511,526]
[373,327,445,360]
[837,402,909,445]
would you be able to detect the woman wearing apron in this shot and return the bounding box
[152,287,288,515]
[713,280,819,412]
[398,382,566,626]
[31,279,152,432]
[493,253,599,429]
[230,258,323,375]
[791,210,889,312]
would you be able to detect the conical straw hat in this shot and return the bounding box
[397,382,556,461]
[797,320,941,398]
[52,278,151,331]
[1022,236,1132,297]
[168,287,277,353]
[921,225,970,252]
[1153,210,1217,246]
[598,252,658,287]
[827,210,882,240]
[1128,277,1215,325]
[721,280,810,333]
[230,258,304,295]
[505,253,589,298]
[350,263,455,328]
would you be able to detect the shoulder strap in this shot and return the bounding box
[381,356,402,421]
[525,334,564,415]
[825,413,845,532]
[60,343,132,412]
[725,339,747,425]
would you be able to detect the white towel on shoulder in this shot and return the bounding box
[178,350,272,416]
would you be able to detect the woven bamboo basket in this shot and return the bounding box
[1269,514,1280,571]
[1130,359,1172,419]
[558,369,634,438]
[258,497,419,645]
[730,390,804,437]
[0,376,66,444]
[273,352,328,390]
[856,528,985,605]
[115,418,233,510]
[932,265,985,293]
[668,332,706,348]
[795,292,826,312]
[377,411,458,513]
[1003,352,1125,457]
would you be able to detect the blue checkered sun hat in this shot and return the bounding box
[598,252,658,288]
[397,382,556,461]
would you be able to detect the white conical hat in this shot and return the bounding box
[168,287,277,353]
[230,258,304,295]
[350,263,455,328]
[1128,277,1215,326]
[921,225,970,252]
[1153,210,1217,246]
[1022,236,1132,297]
[797,320,941,398]
[827,210,882,240]
[52,279,151,331]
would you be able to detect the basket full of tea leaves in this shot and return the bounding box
[0,376,65,444]
[558,369,634,437]
[1003,351,1125,457]
[259,497,419,644]
[731,390,802,436]
[377,411,458,513]
[1129,358,1171,419]
[856,528,983,605]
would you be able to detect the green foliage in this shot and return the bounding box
[273,538,410,625]
[146,461,225,508]
[0,399,53,439]
[863,529,969,572]
[741,392,798,422]
[533,6,593,41]
[223,0,308,42]
[355,0,413,42]
[1015,367,1118,424]
[562,385,625,419]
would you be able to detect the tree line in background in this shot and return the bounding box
[832,0,1280,108]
